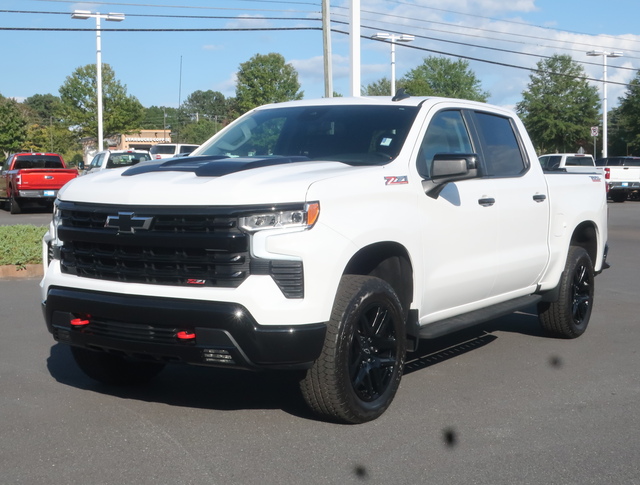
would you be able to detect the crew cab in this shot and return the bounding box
[40,96,608,423]
[595,156,640,202]
[1,152,78,214]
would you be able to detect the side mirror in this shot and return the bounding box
[77,161,85,170]
[424,153,479,199]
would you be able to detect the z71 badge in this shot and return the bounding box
[384,175,408,185]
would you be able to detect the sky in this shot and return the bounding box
[0,0,639,113]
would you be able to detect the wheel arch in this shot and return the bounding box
[570,221,599,266]
[343,241,413,317]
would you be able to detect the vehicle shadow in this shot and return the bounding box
[45,308,545,420]
[405,307,543,375]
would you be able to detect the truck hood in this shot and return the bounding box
[59,156,368,206]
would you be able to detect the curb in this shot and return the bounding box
[0,264,44,279]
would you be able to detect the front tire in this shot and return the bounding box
[301,275,406,424]
[71,346,165,386]
[538,246,594,338]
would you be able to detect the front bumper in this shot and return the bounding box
[44,287,326,370]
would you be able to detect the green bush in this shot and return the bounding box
[0,225,48,268]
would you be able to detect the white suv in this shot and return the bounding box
[149,143,199,160]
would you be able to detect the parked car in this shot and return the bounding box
[149,143,199,160]
[595,156,640,202]
[538,153,597,173]
[83,150,151,175]
[0,152,78,214]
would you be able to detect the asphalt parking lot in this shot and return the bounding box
[1,202,639,484]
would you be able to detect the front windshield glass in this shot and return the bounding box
[197,105,419,165]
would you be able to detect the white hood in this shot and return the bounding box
[59,160,367,206]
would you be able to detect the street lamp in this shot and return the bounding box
[72,10,125,151]
[372,32,414,96]
[586,50,623,158]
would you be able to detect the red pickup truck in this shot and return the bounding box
[1,153,78,214]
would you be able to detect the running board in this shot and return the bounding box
[418,295,542,339]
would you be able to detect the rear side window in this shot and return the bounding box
[623,158,640,166]
[473,112,526,177]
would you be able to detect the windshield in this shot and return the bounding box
[197,105,419,165]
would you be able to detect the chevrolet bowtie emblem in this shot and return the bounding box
[105,212,153,234]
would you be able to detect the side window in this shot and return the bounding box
[417,110,473,178]
[474,112,526,177]
[89,153,103,169]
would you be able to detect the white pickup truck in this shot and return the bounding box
[595,156,640,202]
[41,95,609,423]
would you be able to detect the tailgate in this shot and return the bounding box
[16,169,78,190]
[608,166,640,182]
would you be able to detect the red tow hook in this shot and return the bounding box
[70,314,91,326]
[176,330,196,341]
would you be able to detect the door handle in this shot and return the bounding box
[533,194,547,203]
[478,197,495,207]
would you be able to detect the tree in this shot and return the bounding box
[181,90,229,122]
[23,94,63,124]
[363,78,391,96]
[0,95,28,156]
[611,70,640,155]
[235,53,303,114]
[516,54,600,154]
[399,56,489,101]
[59,64,144,147]
[178,119,219,145]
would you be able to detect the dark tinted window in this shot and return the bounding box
[474,112,526,176]
[198,105,419,165]
[539,155,561,169]
[566,156,594,166]
[150,145,177,155]
[417,110,473,178]
[179,145,198,154]
[14,155,63,169]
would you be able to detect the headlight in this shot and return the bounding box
[239,202,319,233]
[48,201,63,252]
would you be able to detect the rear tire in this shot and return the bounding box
[71,346,165,386]
[301,275,406,424]
[610,191,627,203]
[538,246,594,339]
[9,195,21,214]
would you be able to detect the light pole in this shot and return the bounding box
[372,32,414,95]
[586,50,623,158]
[72,10,125,152]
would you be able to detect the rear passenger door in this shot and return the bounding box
[468,110,549,296]
[415,106,549,324]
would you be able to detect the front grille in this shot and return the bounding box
[55,202,304,297]
[77,318,184,345]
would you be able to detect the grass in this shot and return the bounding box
[0,225,48,269]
